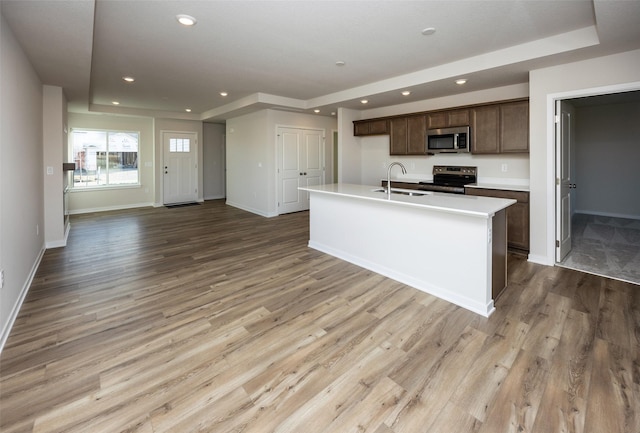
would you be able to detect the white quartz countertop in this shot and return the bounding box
[300,183,516,218]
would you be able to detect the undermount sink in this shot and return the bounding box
[371,188,430,197]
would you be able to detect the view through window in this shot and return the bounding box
[71,130,139,188]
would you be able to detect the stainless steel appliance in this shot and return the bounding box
[427,126,470,154]
[418,165,477,194]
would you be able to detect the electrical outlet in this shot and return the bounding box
[501,163,508,172]
[0,269,4,289]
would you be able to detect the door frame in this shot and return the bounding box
[548,81,640,265]
[161,130,199,205]
[275,125,326,215]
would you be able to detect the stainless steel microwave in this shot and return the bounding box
[427,126,470,154]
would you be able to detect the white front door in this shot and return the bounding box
[556,100,572,262]
[163,131,198,205]
[277,127,324,214]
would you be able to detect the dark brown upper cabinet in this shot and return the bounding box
[390,115,426,155]
[353,119,389,136]
[427,109,470,129]
[471,101,529,154]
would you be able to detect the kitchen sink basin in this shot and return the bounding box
[371,188,430,197]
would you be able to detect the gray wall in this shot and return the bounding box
[574,100,640,219]
[0,15,45,348]
[203,123,226,200]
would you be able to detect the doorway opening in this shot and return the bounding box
[554,89,640,285]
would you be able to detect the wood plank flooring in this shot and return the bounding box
[1,200,638,433]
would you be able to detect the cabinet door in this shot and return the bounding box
[389,118,408,155]
[369,119,389,135]
[354,122,369,136]
[506,202,530,251]
[500,101,529,152]
[471,105,500,153]
[427,112,447,129]
[447,109,470,127]
[407,115,426,154]
[353,119,389,136]
[428,109,469,129]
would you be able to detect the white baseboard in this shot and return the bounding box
[0,246,46,354]
[574,209,640,220]
[527,253,553,266]
[69,202,154,215]
[225,200,277,218]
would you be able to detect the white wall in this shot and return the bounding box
[43,85,67,247]
[574,100,640,218]
[339,84,531,187]
[0,15,45,350]
[226,110,271,216]
[226,109,337,217]
[67,113,155,213]
[337,108,362,184]
[529,49,640,265]
[203,123,226,200]
[154,118,204,205]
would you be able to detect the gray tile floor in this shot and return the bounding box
[558,213,640,285]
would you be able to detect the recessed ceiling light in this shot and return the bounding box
[314,109,320,113]
[402,91,411,96]
[112,101,120,105]
[176,14,197,26]
[331,112,336,116]
[185,108,192,112]
[220,92,228,97]
[122,76,135,83]
[361,99,368,104]
[421,27,436,36]
[456,79,467,85]
[335,60,346,66]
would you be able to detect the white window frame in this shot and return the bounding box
[70,128,141,190]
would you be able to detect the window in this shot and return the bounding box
[169,137,190,152]
[71,129,139,188]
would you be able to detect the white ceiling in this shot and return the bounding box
[2,0,640,122]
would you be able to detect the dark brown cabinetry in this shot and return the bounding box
[500,100,529,152]
[470,105,500,153]
[353,119,389,136]
[390,115,426,155]
[353,98,528,155]
[471,101,529,154]
[465,187,530,252]
[427,109,470,129]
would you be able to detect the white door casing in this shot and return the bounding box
[277,127,324,214]
[555,100,572,262]
[163,131,198,205]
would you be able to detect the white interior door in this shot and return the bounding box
[277,127,324,214]
[163,131,198,205]
[556,100,572,262]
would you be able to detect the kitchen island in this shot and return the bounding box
[298,184,516,316]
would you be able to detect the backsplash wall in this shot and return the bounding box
[359,134,530,186]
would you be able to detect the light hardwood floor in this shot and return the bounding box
[1,200,638,433]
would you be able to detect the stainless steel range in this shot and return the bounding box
[418,165,477,194]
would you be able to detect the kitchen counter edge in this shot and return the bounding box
[300,183,516,218]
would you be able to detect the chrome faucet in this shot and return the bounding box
[386,162,407,198]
